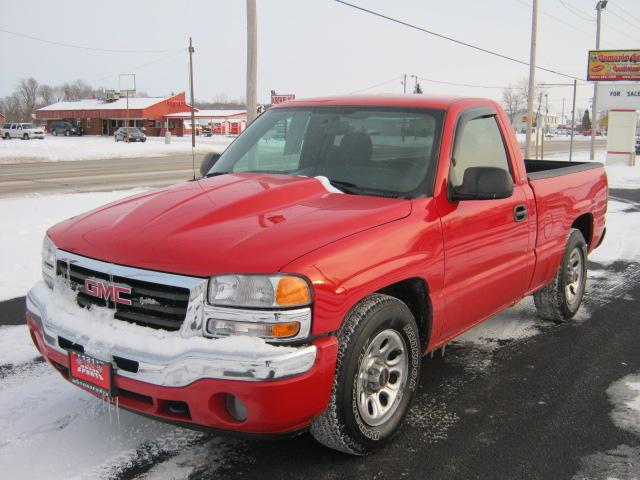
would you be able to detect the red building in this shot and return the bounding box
[35,92,193,136]
[164,110,247,136]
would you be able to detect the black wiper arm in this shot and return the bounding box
[205,171,231,178]
[327,179,362,194]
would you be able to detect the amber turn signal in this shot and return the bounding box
[276,276,311,306]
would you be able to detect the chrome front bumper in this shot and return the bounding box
[27,282,318,387]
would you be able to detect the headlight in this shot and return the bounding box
[205,274,312,342]
[208,274,311,308]
[41,235,56,289]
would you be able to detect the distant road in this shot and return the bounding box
[0,153,205,197]
[0,139,607,197]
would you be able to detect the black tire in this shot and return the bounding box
[23,134,29,140]
[64,130,70,136]
[533,228,587,322]
[52,130,58,136]
[141,138,146,143]
[310,293,421,455]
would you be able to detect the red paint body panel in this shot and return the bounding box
[38,94,607,434]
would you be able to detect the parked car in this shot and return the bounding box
[1,122,45,140]
[114,127,146,142]
[50,121,83,136]
[635,137,640,154]
[27,95,607,455]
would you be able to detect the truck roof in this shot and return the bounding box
[272,94,485,110]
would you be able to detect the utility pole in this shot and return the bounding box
[535,90,543,159]
[591,0,608,160]
[119,73,135,143]
[188,37,196,179]
[541,93,548,160]
[525,0,538,159]
[570,79,577,161]
[246,0,258,125]
[403,74,407,94]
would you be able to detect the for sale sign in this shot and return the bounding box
[587,49,640,81]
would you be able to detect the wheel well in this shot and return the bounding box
[377,278,431,347]
[571,213,593,246]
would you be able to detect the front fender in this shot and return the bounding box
[280,198,445,345]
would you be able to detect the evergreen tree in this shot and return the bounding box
[414,82,423,94]
[581,110,591,130]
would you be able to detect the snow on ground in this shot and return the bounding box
[0,135,233,163]
[573,373,640,480]
[0,188,147,302]
[0,325,39,365]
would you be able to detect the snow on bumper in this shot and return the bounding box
[26,282,319,386]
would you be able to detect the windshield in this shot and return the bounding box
[209,107,443,197]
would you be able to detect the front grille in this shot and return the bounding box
[56,260,190,331]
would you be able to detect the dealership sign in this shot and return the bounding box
[596,83,640,110]
[587,49,640,81]
[271,93,295,105]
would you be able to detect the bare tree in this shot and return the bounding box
[16,77,39,120]
[38,84,65,106]
[0,94,22,122]
[61,80,93,100]
[502,84,524,123]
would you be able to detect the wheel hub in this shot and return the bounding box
[356,329,409,427]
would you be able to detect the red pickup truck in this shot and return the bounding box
[27,95,607,455]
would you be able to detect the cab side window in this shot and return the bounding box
[450,116,510,188]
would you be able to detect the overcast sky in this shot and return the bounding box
[2,0,640,115]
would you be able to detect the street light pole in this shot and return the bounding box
[525,0,538,159]
[246,0,258,125]
[591,0,608,160]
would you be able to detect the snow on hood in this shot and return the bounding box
[48,173,411,276]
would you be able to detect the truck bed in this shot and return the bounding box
[524,159,603,180]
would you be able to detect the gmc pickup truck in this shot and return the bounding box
[26,95,607,455]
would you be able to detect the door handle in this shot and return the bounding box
[514,204,528,222]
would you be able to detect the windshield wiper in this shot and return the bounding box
[327,179,363,194]
[205,171,231,178]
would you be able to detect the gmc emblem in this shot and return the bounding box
[84,278,132,306]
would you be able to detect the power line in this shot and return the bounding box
[350,76,403,94]
[612,2,640,24]
[0,27,183,54]
[334,0,583,81]
[607,7,640,32]
[88,52,184,84]
[514,0,593,38]
[558,0,595,22]
[417,77,504,89]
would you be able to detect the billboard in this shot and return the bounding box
[587,49,640,81]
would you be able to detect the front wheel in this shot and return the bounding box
[23,134,29,140]
[533,228,587,321]
[310,294,421,455]
[64,130,70,136]
[52,130,58,136]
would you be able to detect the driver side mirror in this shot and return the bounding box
[450,166,513,201]
[200,153,221,177]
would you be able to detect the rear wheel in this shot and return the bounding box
[533,228,587,322]
[52,130,58,136]
[4,133,10,140]
[310,294,421,455]
[23,133,29,140]
[64,130,70,136]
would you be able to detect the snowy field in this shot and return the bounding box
[0,135,234,163]
[0,166,639,478]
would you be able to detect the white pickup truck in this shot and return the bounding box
[1,122,46,140]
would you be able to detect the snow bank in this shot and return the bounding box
[0,188,147,302]
[0,135,233,163]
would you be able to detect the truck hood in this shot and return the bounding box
[48,174,411,277]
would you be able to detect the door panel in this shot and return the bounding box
[436,109,534,338]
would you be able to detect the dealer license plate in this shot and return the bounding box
[68,351,114,397]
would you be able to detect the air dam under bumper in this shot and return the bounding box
[26,283,339,434]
